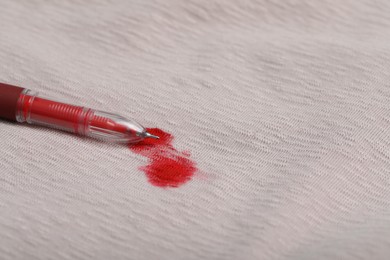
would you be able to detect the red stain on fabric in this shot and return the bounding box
[130,128,196,188]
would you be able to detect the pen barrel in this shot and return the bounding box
[17,90,90,134]
[15,89,146,143]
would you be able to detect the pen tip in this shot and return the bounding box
[144,132,160,139]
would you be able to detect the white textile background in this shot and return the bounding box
[1,0,390,259]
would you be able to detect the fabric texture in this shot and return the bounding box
[1,1,390,259]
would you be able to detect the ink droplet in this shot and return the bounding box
[129,128,196,188]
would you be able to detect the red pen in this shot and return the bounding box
[0,83,159,143]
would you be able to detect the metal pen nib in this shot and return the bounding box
[144,132,160,139]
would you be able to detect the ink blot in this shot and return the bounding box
[130,128,196,188]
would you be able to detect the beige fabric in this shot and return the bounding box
[1,1,390,259]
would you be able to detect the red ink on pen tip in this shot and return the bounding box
[130,128,196,188]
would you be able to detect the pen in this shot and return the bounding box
[0,83,159,143]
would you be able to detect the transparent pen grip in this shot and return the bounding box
[86,110,145,143]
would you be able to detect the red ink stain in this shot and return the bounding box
[130,128,196,188]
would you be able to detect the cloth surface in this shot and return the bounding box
[1,1,390,259]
